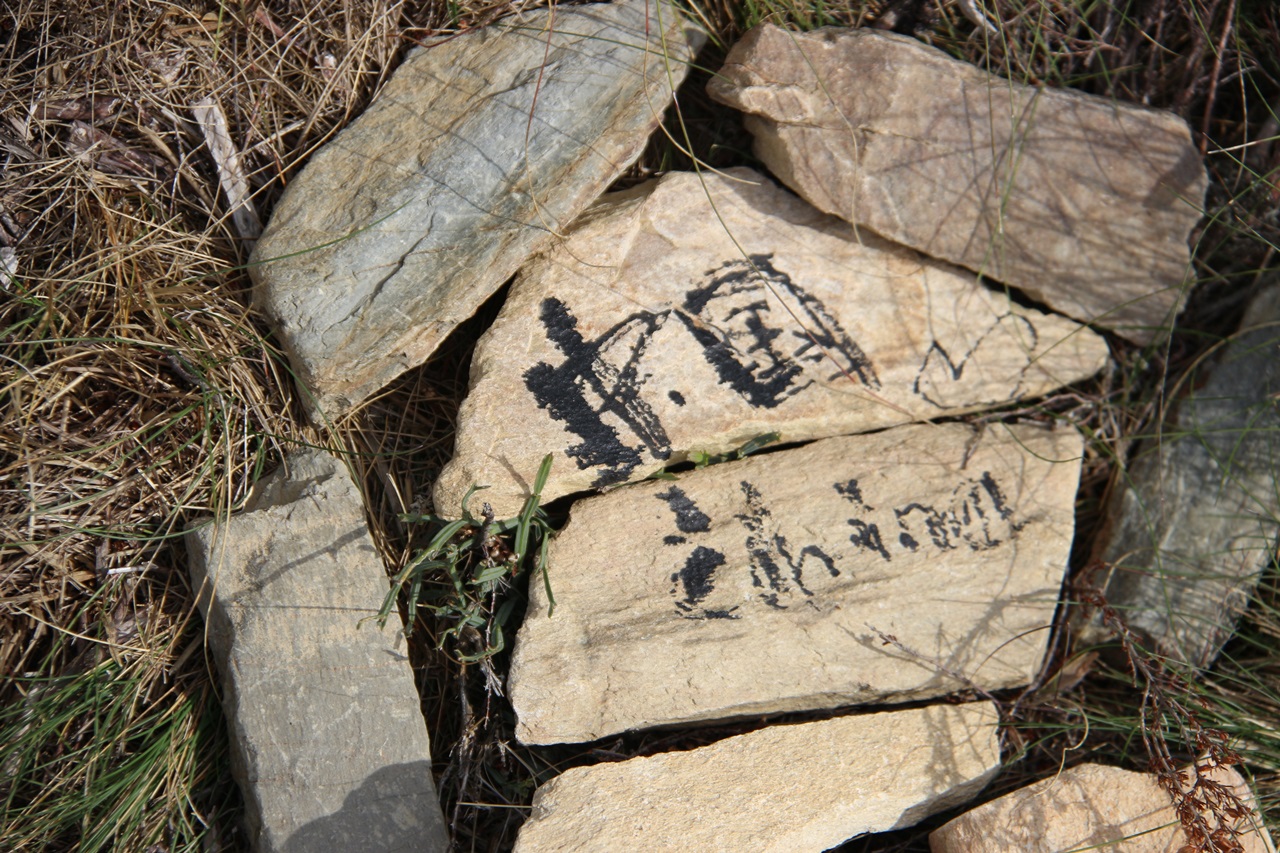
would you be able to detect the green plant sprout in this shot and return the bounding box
[649,431,783,480]
[370,454,556,664]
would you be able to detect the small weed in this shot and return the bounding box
[690,430,782,468]
[364,454,561,844]
[372,453,556,665]
[649,431,783,480]
[1078,577,1255,853]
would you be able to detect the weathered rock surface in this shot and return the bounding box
[185,450,447,853]
[929,762,1276,853]
[707,26,1207,343]
[1078,283,1280,667]
[510,422,1081,745]
[514,702,1001,853]
[434,168,1107,518]
[251,0,704,419]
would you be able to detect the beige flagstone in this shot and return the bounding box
[434,168,1107,518]
[929,762,1275,853]
[509,422,1082,745]
[707,25,1207,343]
[514,702,1001,853]
[250,0,703,419]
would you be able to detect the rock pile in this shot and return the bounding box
[196,4,1279,851]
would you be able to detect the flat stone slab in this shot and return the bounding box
[251,0,704,419]
[510,422,1082,744]
[514,702,1001,852]
[707,26,1207,343]
[434,168,1107,518]
[186,450,447,853]
[1079,283,1280,667]
[930,762,1275,852]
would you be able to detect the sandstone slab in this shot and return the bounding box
[1079,283,1280,667]
[707,26,1207,343]
[514,702,1001,853]
[930,762,1275,853]
[434,168,1107,518]
[186,450,447,853]
[251,0,704,419]
[509,422,1081,744]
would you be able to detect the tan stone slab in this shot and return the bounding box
[509,422,1081,744]
[930,762,1275,853]
[433,168,1107,518]
[707,26,1207,343]
[251,0,703,419]
[514,702,1001,853]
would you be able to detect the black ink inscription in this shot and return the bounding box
[783,541,841,580]
[833,469,1027,560]
[892,471,1025,553]
[735,481,840,609]
[669,546,736,619]
[837,479,890,560]
[834,478,873,509]
[656,486,712,533]
[980,471,1016,521]
[894,502,960,551]
[913,313,1039,408]
[677,255,879,407]
[659,488,727,620]
[524,298,672,487]
[659,479,841,617]
[847,519,891,561]
[660,469,1026,619]
[523,254,880,486]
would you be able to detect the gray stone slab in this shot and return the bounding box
[251,0,704,419]
[707,26,1207,343]
[433,168,1107,518]
[1080,284,1280,667]
[514,702,1001,853]
[186,449,447,853]
[509,422,1082,745]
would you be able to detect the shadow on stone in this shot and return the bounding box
[280,762,446,853]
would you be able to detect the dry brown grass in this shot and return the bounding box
[0,0,462,847]
[2,0,1278,850]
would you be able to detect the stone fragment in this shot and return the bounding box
[514,702,1001,853]
[929,762,1275,853]
[510,422,1081,744]
[1079,284,1280,667]
[185,450,447,853]
[433,168,1107,518]
[251,0,704,419]
[707,26,1207,343]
